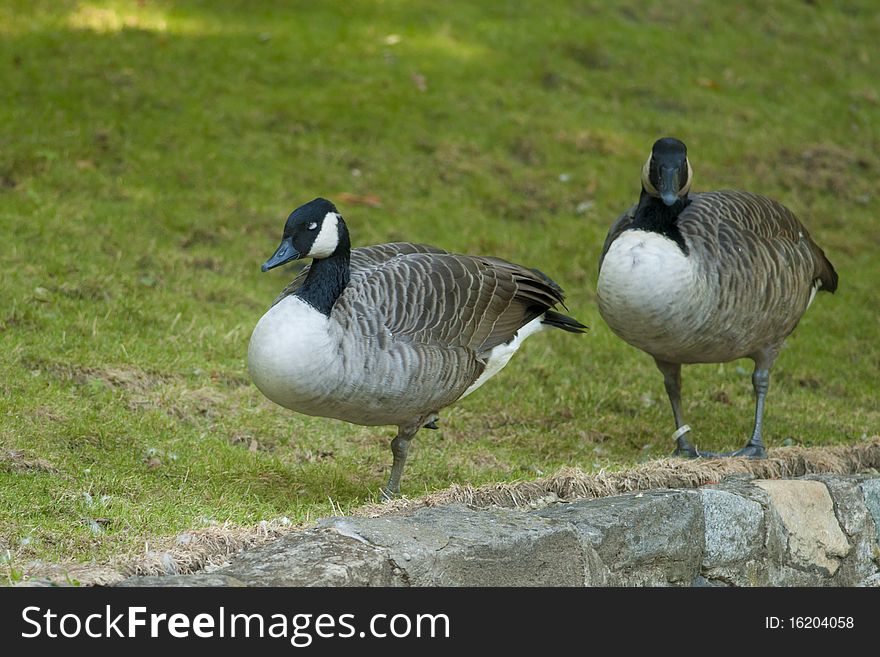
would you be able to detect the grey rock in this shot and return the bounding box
[767,564,837,587]
[805,475,880,585]
[691,575,729,587]
[535,489,703,586]
[702,477,780,582]
[15,579,77,587]
[116,574,246,587]
[319,504,584,586]
[804,475,870,536]
[699,487,766,586]
[752,479,837,587]
[863,572,880,587]
[862,479,880,544]
[704,477,772,505]
[220,528,405,587]
[701,488,764,566]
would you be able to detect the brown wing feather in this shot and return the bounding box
[686,191,838,293]
[334,251,568,355]
[271,242,449,306]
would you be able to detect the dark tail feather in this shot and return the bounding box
[528,267,572,310]
[821,257,838,294]
[542,310,588,333]
[529,267,564,297]
[808,239,838,294]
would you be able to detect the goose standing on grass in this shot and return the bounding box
[248,198,587,497]
[597,138,837,458]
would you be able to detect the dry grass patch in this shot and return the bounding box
[363,438,880,516]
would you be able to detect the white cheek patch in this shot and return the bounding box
[641,153,659,196]
[680,159,693,196]
[641,154,692,199]
[308,212,340,259]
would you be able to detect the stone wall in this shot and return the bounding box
[119,474,880,587]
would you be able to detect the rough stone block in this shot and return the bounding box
[862,478,880,544]
[116,574,246,587]
[699,487,766,586]
[805,475,880,586]
[320,504,584,586]
[754,480,850,577]
[535,490,703,586]
[220,528,405,586]
[701,488,764,566]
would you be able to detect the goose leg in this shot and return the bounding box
[382,422,421,500]
[655,359,701,458]
[726,368,769,459]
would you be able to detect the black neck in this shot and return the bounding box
[630,189,690,254]
[295,234,351,316]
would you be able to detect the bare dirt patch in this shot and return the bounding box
[751,143,877,199]
[0,449,59,475]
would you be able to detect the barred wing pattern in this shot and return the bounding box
[277,246,570,424]
[684,191,837,294]
[273,242,450,307]
[336,252,565,353]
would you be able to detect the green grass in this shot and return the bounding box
[1,0,878,572]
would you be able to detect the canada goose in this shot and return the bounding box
[248,198,587,496]
[597,137,838,458]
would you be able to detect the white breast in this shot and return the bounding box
[247,296,339,411]
[597,230,702,360]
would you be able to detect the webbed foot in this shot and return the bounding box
[671,445,720,459]
[723,443,767,459]
[672,444,700,458]
[380,486,400,501]
[670,425,719,458]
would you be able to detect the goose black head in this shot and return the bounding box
[261,198,351,272]
[641,137,693,206]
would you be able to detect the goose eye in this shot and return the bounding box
[308,222,318,230]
